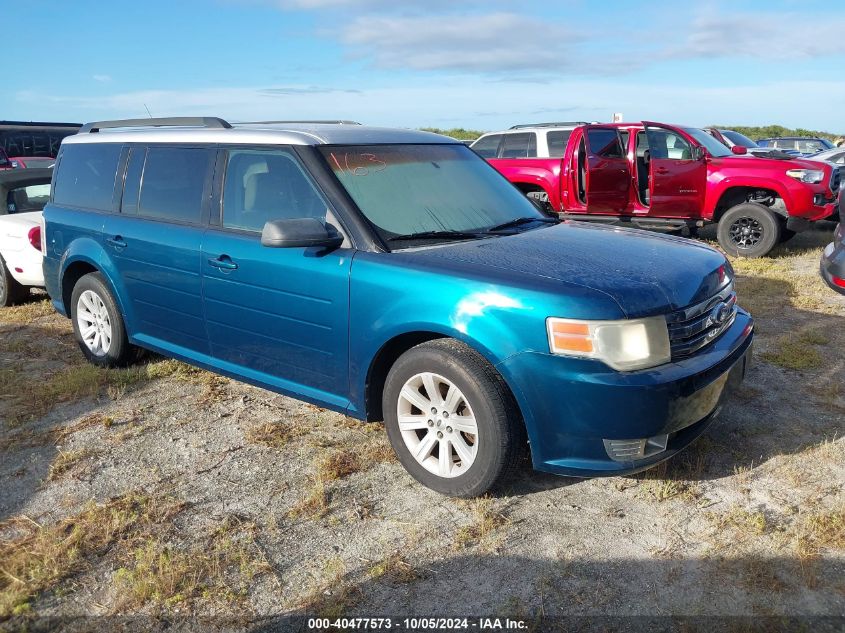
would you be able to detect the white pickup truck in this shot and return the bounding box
[0,168,52,306]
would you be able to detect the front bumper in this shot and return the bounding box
[498,309,754,477]
[820,223,845,295]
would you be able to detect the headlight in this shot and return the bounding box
[786,168,824,184]
[546,316,671,371]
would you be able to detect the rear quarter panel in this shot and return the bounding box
[42,204,130,318]
[486,158,564,210]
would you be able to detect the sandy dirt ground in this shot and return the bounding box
[1,226,843,632]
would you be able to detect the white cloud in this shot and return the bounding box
[92,74,112,83]
[671,8,845,59]
[338,13,581,73]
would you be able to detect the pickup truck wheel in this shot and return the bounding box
[383,339,526,498]
[717,203,781,258]
[70,272,138,367]
[0,255,28,307]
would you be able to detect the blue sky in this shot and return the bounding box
[6,0,845,132]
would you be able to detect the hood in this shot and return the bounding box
[748,148,797,160]
[717,152,829,172]
[401,223,730,318]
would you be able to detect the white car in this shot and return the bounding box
[0,168,52,306]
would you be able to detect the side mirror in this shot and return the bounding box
[692,146,706,161]
[261,217,343,249]
[731,145,748,155]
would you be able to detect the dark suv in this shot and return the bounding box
[43,117,753,497]
[756,137,835,157]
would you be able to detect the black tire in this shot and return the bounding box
[717,203,781,258]
[70,272,139,367]
[382,338,527,497]
[0,255,29,307]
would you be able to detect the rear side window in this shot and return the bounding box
[138,147,211,224]
[586,129,625,158]
[7,183,51,214]
[500,133,535,158]
[53,143,122,211]
[471,134,502,158]
[222,149,329,232]
[547,130,572,157]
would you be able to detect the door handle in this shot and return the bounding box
[106,235,127,249]
[655,167,670,175]
[208,255,238,270]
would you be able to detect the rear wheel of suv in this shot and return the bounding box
[382,338,527,498]
[70,272,138,367]
[0,255,28,307]
[717,203,781,258]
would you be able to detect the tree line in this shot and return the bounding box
[421,125,844,143]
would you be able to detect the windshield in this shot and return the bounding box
[319,144,547,247]
[720,130,758,148]
[681,127,732,157]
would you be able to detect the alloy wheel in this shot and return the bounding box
[396,372,479,478]
[76,290,113,357]
[728,216,763,249]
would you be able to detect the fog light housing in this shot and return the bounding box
[603,434,669,462]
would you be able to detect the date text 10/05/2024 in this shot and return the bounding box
[307,617,529,630]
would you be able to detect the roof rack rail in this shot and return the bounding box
[79,117,232,134]
[508,121,590,129]
[233,120,362,125]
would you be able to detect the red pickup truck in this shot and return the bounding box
[475,122,840,257]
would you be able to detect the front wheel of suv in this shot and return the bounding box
[382,338,527,498]
[70,272,139,367]
[717,203,781,258]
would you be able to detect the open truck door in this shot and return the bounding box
[643,122,707,218]
[583,125,630,214]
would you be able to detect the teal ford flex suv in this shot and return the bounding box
[42,117,754,497]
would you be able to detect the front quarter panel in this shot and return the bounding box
[347,251,625,417]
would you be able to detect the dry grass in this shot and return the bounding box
[712,506,769,537]
[287,477,330,520]
[795,511,845,559]
[0,298,56,324]
[368,552,421,585]
[761,329,828,370]
[245,421,305,449]
[47,449,97,481]
[296,557,360,618]
[113,516,271,613]
[454,497,509,550]
[0,493,184,617]
[316,449,362,482]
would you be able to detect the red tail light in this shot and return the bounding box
[832,275,845,288]
[28,226,42,251]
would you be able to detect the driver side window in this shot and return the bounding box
[222,149,329,232]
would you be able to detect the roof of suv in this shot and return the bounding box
[62,121,455,147]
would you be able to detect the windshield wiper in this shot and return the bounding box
[387,230,486,243]
[484,216,560,233]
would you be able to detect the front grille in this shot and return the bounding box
[832,168,841,195]
[666,282,737,359]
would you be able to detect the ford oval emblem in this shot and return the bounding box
[710,301,732,327]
